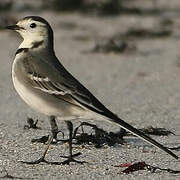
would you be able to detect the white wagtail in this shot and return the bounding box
[6,16,178,164]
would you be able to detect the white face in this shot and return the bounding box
[16,19,48,41]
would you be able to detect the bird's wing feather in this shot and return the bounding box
[24,54,114,117]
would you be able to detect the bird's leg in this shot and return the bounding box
[21,134,53,164]
[21,121,86,165]
[31,116,64,144]
[49,116,59,143]
[60,121,86,165]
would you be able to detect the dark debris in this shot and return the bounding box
[44,0,84,12]
[24,118,41,130]
[126,126,174,136]
[92,39,136,53]
[31,135,49,143]
[72,123,175,148]
[0,15,17,30]
[73,122,125,148]
[122,28,172,39]
[122,161,147,174]
[0,1,13,11]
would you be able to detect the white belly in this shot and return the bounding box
[12,75,57,116]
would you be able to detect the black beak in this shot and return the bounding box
[5,25,24,30]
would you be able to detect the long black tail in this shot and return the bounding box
[109,115,178,159]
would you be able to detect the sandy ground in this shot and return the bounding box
[0,8,180,179]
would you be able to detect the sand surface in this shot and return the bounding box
[0,6,180,179]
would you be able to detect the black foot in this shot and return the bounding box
[20,154,86,165]
[61,157,86,165]
[60,152,86,165]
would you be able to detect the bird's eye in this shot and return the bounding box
[30,23,36,28]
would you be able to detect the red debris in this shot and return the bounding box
[122,161,148,174]
[114,162,133,168]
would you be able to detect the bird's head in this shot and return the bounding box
[6,16,54,50]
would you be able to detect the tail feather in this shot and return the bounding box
[110,116,178,159]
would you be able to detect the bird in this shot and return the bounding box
[6,16,178,164]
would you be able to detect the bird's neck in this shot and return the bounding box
[19,35,46,48]
[19,37,54,55]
